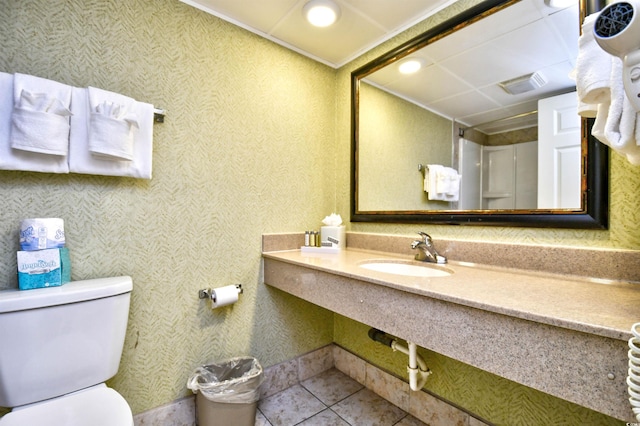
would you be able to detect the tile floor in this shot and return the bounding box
[256,368,426,426]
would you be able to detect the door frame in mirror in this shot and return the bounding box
[350,0,609,229]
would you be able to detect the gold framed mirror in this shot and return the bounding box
[351,0,608,228]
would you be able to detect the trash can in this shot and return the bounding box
[187,356,264,426]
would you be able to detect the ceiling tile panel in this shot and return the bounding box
[442,19,570,89]
[271,5,385,65]
[546,4,579,66]
[343,0,453,31]
[442,44,539,89]
[422,0,542,62]
[384,64,474,106]
[458,99,539,128]
[428,90,501,121]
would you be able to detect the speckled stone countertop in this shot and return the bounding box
[263,247,640,342]
[262,233,640,420]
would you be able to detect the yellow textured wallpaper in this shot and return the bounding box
[0,0,335,415]
[358,83,452,211]
[0,0,638,423]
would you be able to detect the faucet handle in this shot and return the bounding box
[416,231,432,244]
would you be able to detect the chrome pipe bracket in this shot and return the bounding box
[198,288,211,300]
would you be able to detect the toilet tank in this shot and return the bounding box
[0,276,132,408]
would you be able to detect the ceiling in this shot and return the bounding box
[179,0,457,68]
[363,0,579,133]
[180,0,579,133]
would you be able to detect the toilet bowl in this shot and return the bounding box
[0,276,134,425]
[0,384,132,426]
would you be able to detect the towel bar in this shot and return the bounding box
[153,108,165,123]
[418,163,426,177]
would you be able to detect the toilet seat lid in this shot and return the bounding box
[0,385,133,426]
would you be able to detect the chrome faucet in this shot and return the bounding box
[411,232,447,264]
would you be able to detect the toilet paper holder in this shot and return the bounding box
[198,284,243,302]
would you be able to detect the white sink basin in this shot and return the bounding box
[359,261,452,277]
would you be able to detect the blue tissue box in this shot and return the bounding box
[17,248,71,290]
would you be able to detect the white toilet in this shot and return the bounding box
[0,276,134,425]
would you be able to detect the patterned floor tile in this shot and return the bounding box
[255,409,272,426]
[331,388,407,426]
[297,408,350,425]
[258,384,326,426]
[301,368,364,406]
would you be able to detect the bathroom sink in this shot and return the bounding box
[358,260,453,278]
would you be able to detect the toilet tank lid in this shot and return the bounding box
[0,276,132,313]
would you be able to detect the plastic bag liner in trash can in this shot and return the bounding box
[187,356,264,404]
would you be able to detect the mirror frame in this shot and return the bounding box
[350,0,609,229]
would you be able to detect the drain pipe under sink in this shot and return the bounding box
[368,328,432,391]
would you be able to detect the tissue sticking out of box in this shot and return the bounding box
[322,213,342,227]
[19,218,65,251]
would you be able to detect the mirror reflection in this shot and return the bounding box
[355,0,595,219]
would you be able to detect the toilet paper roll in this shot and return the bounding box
[211,285,239,309]
[19,218,65,251]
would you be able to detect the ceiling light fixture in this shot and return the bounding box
[303,0,341,28]
[398,58,425,74]
[499,72,546,95]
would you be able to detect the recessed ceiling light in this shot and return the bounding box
[303,0,341,27]
[398,58,425,74]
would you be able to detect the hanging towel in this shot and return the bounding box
[69,87,153,179]
[0,73,69,173]
[10,73,73,156]
[602,58,640,165]
[87,87,139,161]
[591,101,609,146]
[10,89,72,155]
[424,164,460,201]
[425,164,445,201]
[436,166,461,202]
[575,14,612,108]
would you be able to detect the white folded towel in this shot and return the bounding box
[437,166,461,202]
[575,14,612,107]
[10,74,73,157]
[69,87,153,178]
[0,73,69,173]
[577,101,598,119]
[576,14,640,165]
[425,164,460,201]
[88,87,140,161]
[597,58,640,165]
[11,90,72,155]
[425,164,444,201]
[591,101,609,146]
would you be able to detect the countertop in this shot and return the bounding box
[263,248,640,341]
